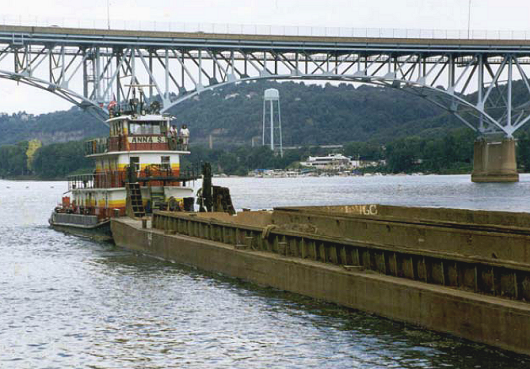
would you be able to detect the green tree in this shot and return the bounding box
[32,141,92,179]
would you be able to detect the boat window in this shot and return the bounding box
[160,122,168,136]
[161,156,170,170]
[130,157,140,172]
[110,121,126,136]
[129,122,162,135]
[129,123,140,135]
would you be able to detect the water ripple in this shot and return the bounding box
[1,177,529,368]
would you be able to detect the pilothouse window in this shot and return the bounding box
[110,121,126,136]
[129,122,161,135]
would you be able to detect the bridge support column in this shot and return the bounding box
[471,138,519,183]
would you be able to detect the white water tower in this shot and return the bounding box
[262,88,283,157]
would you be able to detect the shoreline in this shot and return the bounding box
[0,172,474,182]
[0,176,65,181]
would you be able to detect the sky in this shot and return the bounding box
[1,0,530,114]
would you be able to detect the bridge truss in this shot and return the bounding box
[1,25,530,136]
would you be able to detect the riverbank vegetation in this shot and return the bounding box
[0,140,91,179]
[3,79,530,178]
[185,127,477,175]
[4,127,530,179]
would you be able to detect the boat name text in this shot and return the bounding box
[128,136,167,144]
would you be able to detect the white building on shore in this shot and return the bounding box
[300,154,381,171]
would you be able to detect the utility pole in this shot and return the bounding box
[107,0,111,30]
[467,0,472,39]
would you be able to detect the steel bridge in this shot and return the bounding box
[2,24,530,137]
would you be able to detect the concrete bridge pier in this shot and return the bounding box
[471,138,519,182]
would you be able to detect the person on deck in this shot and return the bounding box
[180,124,190,150]
[169,125,177,138]
[168,125,178,150]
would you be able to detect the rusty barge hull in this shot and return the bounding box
[111,204,530,356]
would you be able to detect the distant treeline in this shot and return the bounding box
[186,127,478,175]
[2,128,530,179]
[0,140,91,179]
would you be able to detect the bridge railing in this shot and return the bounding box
[2,14,530,40]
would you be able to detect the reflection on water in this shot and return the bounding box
[1,176,529,368]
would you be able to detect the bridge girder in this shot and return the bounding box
[1,26,530,136]
[0,69,108,121]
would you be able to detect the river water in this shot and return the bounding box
[1,174,530,368]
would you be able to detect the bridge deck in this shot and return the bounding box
[1,25,530,53]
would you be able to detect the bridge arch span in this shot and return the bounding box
[0,70,109,121]
[160,74,502,135]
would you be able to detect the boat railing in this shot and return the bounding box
[68,165,200,190]
[136,164,201,182]
[166,135,188,151]
[68,171,128,190]
[68,174,94,190]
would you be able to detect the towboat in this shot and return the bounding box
[49,94,200,240]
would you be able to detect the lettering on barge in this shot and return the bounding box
[128,136,167,144]
[347,205,378,216]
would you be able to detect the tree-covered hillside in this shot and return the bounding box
[0,80,466,147]
[170,80,455,147]
[0,109,107,146]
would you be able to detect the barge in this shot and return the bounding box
[112,204,530,356]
